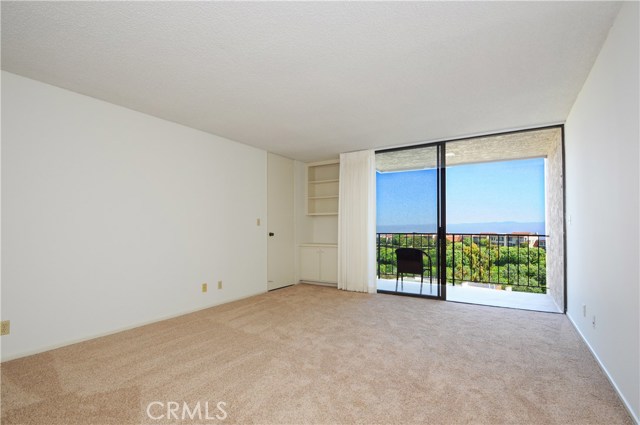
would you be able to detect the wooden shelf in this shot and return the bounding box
[307,160,339,215]
[309,179,339,184]
[309,195,338,200]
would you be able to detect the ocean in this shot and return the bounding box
[377,222,546,235]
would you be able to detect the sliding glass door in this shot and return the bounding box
[442,129,561,311]
[375,126,563,312]
[375,144,445,299]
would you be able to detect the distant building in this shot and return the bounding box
[485,233,508,246]
[471,232,544,248]
[533,238,546,249]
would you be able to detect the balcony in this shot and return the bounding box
[376,232,561,312]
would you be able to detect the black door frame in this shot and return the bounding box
[376,142,448,300]
[375,124,566,306]
[437,142,447,300]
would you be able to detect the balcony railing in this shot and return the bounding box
[376,232,547,293]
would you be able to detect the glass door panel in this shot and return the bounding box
[375,145,442,298]
[443,132,557,311]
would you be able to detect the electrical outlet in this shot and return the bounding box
[592,315,596,329]
[257,218,261,226]
[218,280,222,290]
[582,304,586,317]
[202,283,208,293]
[1,320,10,336]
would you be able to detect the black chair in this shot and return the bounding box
[395,248,433,294]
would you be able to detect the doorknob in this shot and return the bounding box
[269,232,275,237]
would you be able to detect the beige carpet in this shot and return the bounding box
[1,284,632,424]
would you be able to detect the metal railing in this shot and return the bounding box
[376,232,547,292]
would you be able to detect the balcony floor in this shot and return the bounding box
[377,278,562,313]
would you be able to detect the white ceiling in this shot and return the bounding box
[1,2,621,162]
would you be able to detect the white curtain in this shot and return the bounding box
[338,150,377,293]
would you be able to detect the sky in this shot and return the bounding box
[376,158,545,232]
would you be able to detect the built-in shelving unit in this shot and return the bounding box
[300,159,339,285]
[307,160,339,215]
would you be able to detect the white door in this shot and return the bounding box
[267,153,295,290]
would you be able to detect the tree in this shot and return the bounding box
[376,233,547,294]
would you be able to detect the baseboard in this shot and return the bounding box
[567,313,639,424]
[0,290,266,363]
[299,280,337,287]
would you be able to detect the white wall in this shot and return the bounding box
[565,2,639,421]
[1,72,268,361]
[309,216,339,245]
[293,160,311,284]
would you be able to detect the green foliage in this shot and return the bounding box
[377,234,547,293]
